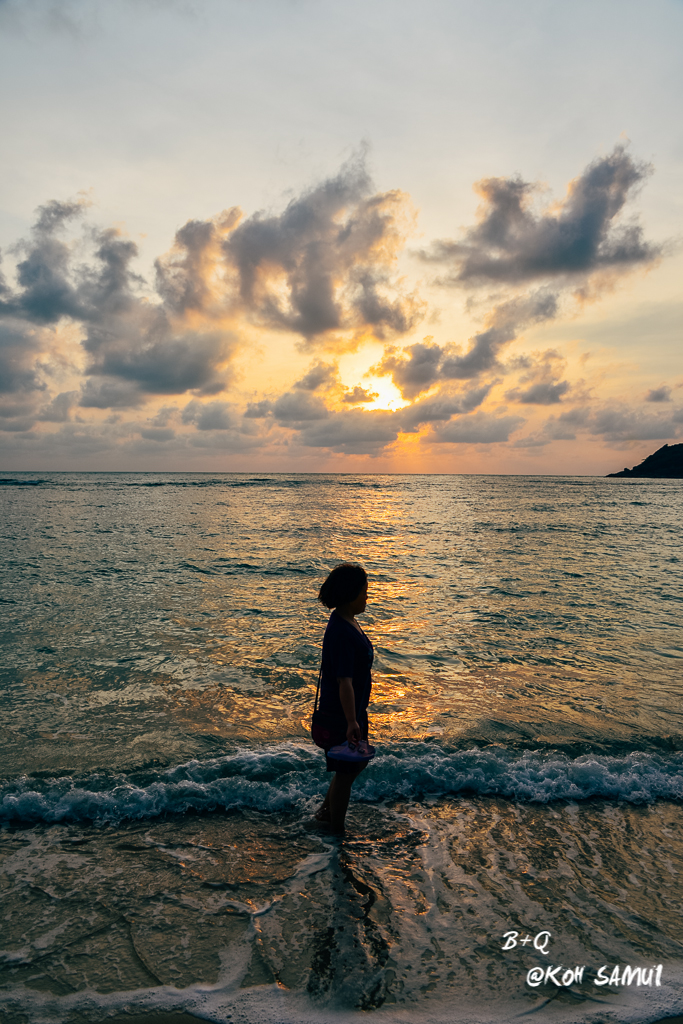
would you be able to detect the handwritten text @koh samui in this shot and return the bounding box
[502,932,663,989]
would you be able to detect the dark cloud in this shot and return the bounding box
[79,378,145,409]
[0,417,37,433]
[540,404,683,443]
[645,386,672,403]
[187,426,270,452]
[280,383,497,453]
[140,427,175,442]
[148,405,177,428]
[154,210,241,315]
[588,407,682,442]
[377,338,442,399]
[297,409,399,455]
[507,380,569,404]
[350,266,419,337]
[76,228,143,321]
[244,399,273,419]
[7,200,86,324]
[0,399,35,418]
[441,291,558,379]
[423,146,660,286]
[272,391,329,422]
[342,386,378,404]
[85,328,236,396]
[527,406,590,442]
[223,153,422,341]
[430,411,524,444]
[0,205,238,409]
[77,230,237,397]
[399,385,491,431]
[505,348,570,405]
[0,393,37,432]
[182,399,234,431]
[0,156,421,421]
[294,361,338,391]
[0,319,48,395]
[376,291,557,397]
[38,391,79,422]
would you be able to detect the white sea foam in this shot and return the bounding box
[1,960,682,1024]
[2,742,683,824]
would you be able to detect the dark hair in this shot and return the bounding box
[318,563,368,609]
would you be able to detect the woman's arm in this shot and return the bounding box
[337,677,361,743]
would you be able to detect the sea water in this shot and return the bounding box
[0,473,682,1024]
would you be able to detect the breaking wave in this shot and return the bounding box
[3,742,683,825]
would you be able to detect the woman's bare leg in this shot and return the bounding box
[315,760,367,829]
[327,764,366,833]
[315,787,332,822]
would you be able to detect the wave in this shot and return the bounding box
[3,743,683,825]
[0,478,47,486]
[0,474,399,491]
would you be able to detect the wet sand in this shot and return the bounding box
[1,799,683,1024]
[88,1015,683,1024]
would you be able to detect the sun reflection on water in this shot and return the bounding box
[2,473,682,772]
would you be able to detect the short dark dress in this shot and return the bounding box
[319,610,374,773]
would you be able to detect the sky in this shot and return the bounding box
[0,0,681,474]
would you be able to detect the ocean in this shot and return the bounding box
[1,472,682,1024]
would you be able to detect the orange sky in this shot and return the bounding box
[0,0,681,474]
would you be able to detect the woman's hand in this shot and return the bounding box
[346,719,361,743]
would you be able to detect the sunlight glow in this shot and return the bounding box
[340,374,409,410]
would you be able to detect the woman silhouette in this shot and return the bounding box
[314,563,373,834]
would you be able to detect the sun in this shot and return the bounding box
[360,375,409,411]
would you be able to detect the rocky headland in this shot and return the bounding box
[607,442,683,478]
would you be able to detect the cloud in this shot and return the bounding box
[1,208,238,406]
[0,319,50,396]
[272,391,329,422]
[376,290,558,396]
[140,427,175,442]
[508,380,569,404]
[253,376,501,456]
[223,151,423,342]
[0,146,669,467]
[645,385,672,403]
[276,381,502,454]
[422,146,660,286]
[439,290,558,379]
[78,230,238,397]
[294,361,338,391]
[0,406,36,432]
[399,385,491,431]
[0,153,424,425]
[539,403,683,443]
[187,426,271,452]
[5,199,87,324]
[375,145,663,423]
[588,406,682,442]
[148,405,177,428]
[244,399,273,419]
[430,411,524,444]
[38,390,79,422]
[297,408,399,454]
[154,209,242,316]
[377,338,443,399]
[85,326,237,396]
[79,378,145,409]
[342,386,378,404]
[505,348,570,405]
[182,399,234,431]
